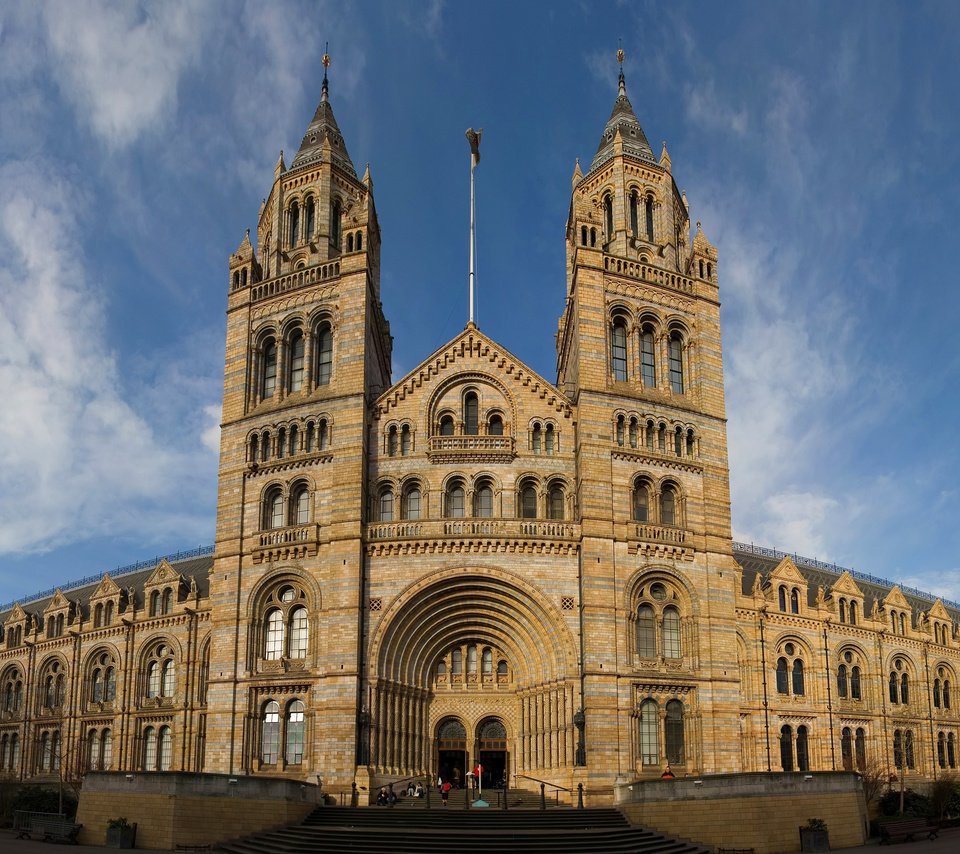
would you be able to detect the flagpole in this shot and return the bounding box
[465,128,482,325]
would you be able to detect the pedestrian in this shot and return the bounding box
[660,765,675,779]
[441,779,452,806]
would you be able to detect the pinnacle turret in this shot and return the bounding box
[290,52,356,176]
[589,62,655,172]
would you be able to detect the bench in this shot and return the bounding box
[879,818,938,844]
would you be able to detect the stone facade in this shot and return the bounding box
[2,66,959,803]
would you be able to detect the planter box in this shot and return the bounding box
[799,828,829,852]
[106,823,137,849]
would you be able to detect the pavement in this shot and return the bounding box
[2,824,958,853]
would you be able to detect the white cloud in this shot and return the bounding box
[40,0,209,148]
[0,160,213,554]
[201,405,222,455]
[685,80,748,136]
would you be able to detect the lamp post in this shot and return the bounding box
[574,709,586,766]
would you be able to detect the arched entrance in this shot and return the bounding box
[475,718,508,788]
[436,717,467,788]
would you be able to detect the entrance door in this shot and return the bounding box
[436,718,467,788]
[476,718,509,788]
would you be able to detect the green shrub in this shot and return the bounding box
[879,788,932,817]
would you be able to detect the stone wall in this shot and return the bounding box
[616,772,868,853]
[76,771,317,849]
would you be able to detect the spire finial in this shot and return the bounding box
[617,42,626,95]
[321,43,331,102]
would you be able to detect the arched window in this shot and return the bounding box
[665,699,684,765]
[402,484,421,520]
[668,332,684,393]
[401,424,412,454]
[162,588,173,614]
[378,486,394,522]
[482,648,493,674]
[520,483,537,519]
[796,725,809,771]
[855,728,867,771]
[347,233,354,252]
[289,329,305,392]
[938,732,947,768]
[889,672,899,704]
[474,482,493,518]
[778,586,787,612]
[387,426,398,456]
[265,609,285,660]
[464,393,479,435]
[646,419,655,450]
[289,607,308,659]
[792,659,805,696]
[451,649,462,674]
[779,725,793,771]
[305,198,315,241]
[645,196,654,241]
[901,672,909,704]
[159,725,172,771]
[841,727,853,770]
[265,488,284,529]
[581,225,588,245]
[356,231,362,251]
[891,611,897,634]
[161,659,175,696]
[663,607,681,658]
[660,484,677,526]
[106,666,116,701]
[315,323,333,385]
[615,415,625,446]
[629,190,639,237]
[639,699,658,765]
[488,414,503,436]
[87,730,101,771]
[318,419,329,449]
[261,701,280,764]
[839,599,847,623]
[330,198,341,249]
[150,590,160,617]
[790,588,800,614]
[439,414,455,436]
[837,664,848,698]
[262,338,277,398]
[467,645,478,673]
[291,483,310,525]
[289,201,299,245]
[611,318,628,381]
[674,426,683,456]
[849,601,858,625]
[934,679,942,708]
[287,424,299,457]
[590,227,596,247]
[905,729,915,768]
[851,666,862,700]
[147,661,160,698]
[945,680,952,709]
[446,481,465,518]
[776,658,789,694]
[286,700,305,764]
[144,726,157,770]
[548,485,565,520]
[545,424,555,453]
[632,480,649,522]
[531,423,542,453]
[604,194,613,239]
[94,603,103,628]
[949,733,957,768]
[627,417,638,448]
[637,605,655,657]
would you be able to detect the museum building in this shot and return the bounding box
[1,64,959,800]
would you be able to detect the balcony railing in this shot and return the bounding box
[427,435,516,462]
[634,524,687,545]
[366,518,579,543]
[250,262,339,303]
[252,524,320,563]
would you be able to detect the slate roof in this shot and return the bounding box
[734,542,960,623]
[289,77,356,176]
[0,548,213,626]
[589,69,656,173]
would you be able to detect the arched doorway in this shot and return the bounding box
[475,718,508,788]
[436,717,467,788]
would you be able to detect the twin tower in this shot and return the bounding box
[207,58,736,799]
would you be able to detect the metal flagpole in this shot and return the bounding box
[465,128,482,325]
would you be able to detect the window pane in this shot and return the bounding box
[637,606,655,657]
[263,341,277,398]
[640,331,656,387]
[148,662,160,698]
[633,485,648,522]
[851,666,861,700]
[265,610,284,660]
[663,608,681,659]
[464,394,479,435]
[837,665,847,698]
[549,488,564,520]
[295,489,309,525]
[796,726,809,771]
[448,486,464,518]
[159,727,172,771]
[660,487,675,526]
[403,487,421,520]
[261,702,280,764]
[521,486,537,519]
[401,425,412,454]
[379,489,394,522]
[668,336,683,393]
[286,701,305,765]
[780,726,793,772]
[792,659,805,696]
[289,333,304,392]
[612,323,628,381]
[840,728,853,770]
[289,607,308,659]
[665,700,684,765]
[144,727,157,770]
[776,658,788,694]
[161,660,175,696]
[640,700,658,765]
[316,327,332,385]
[475,485,493,517]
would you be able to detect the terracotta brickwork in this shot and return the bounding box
[2,68,960,805]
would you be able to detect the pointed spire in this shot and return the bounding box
[589,45,655,172]
[274,150,285,178]
[290,47,357,176]
[362,162,373,191]
[571,158,583,187]
[659,140,671,171]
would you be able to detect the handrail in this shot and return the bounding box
[513,772,570,792]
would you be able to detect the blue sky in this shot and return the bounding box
[1,0,959,607]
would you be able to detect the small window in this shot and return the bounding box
[604,194,613,239]
[645,196,654,241]
[402,485,421,520]
[440,415,455,436]
[790,588,800,614]
[632,481,649,522]
[640,328,656,387]
[378,487,394,522]
[488,414,503,436]
[548,486,564,520]
[611,319,628,381]
[629,190,639,238]
[289,330,305,392]
[464,393,479,436]
[446,483,465,518]
[400,424,412,454]
[316,324,333,386]
[520,484,537,519]
[660,485,677,526]
[262,339,277,398]
[474,483,493,518]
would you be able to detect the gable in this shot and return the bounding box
[828,571,864,600]
[145,559,183,589]
[44,590,70,613]
[91,574,121,599]
[928,599,952,621]
[883,585,911,609]
[376,324,572,421]
[769,557,807,585]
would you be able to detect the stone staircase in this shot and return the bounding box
[216,803,711,854]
